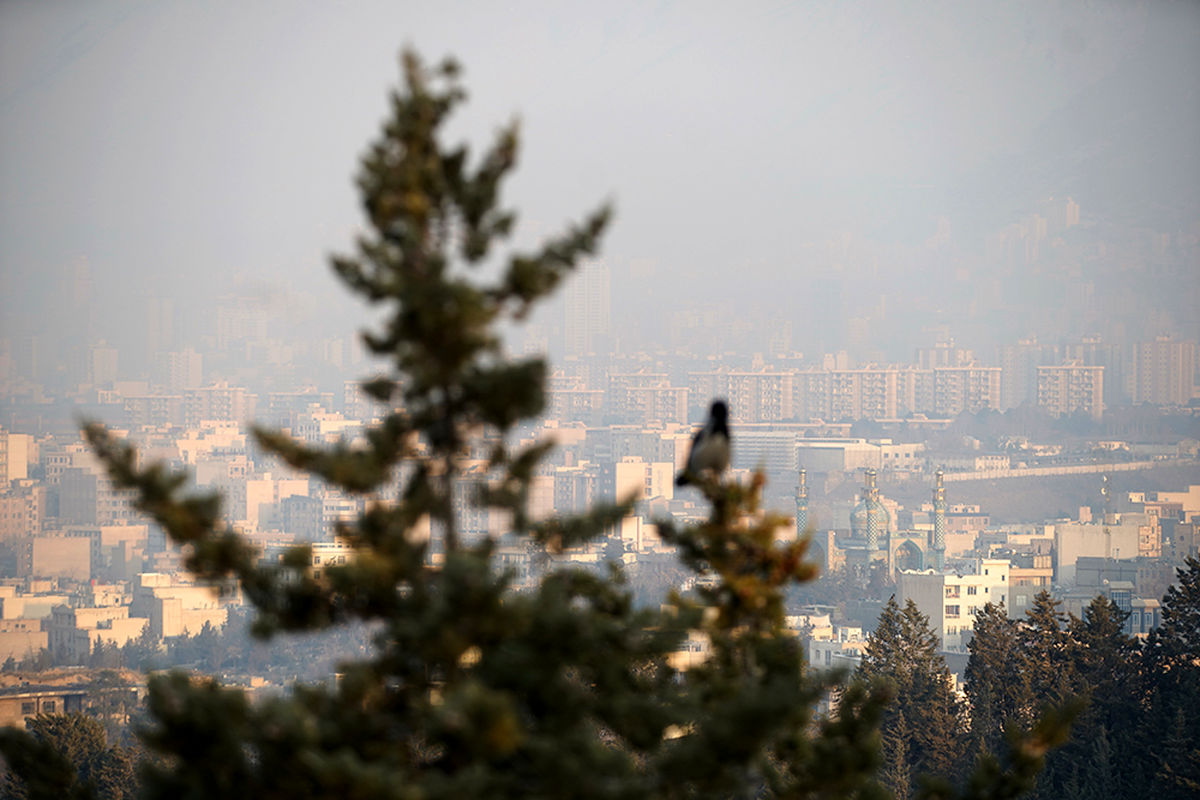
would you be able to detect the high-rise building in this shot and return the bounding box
[999,338,1060,409]
[1037,362,1104,420]
[89,342,119,386]
[932,366,1001,416]
[563,260,611,357]
[184,383,255,428]
[1132,337,1196,406]
[916,340,975,369]
[686,369,793,423]
[1065,336,1126,406]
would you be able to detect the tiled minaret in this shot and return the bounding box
[932,468,947,570]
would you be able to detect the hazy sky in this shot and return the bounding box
[2,0,1198,362]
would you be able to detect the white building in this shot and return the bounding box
[897,558,1010,651]
[807,624,868,672]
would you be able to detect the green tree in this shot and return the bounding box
[855,597,966,793]
[0,49,1073,800]
[880,708,913,800]
[964,601,1034,754]
[1057,596,1139,796]
[1077,724,1115,800]
[1140,557,1200,798]
[1020,591,1074,707]
[0,714,137,800]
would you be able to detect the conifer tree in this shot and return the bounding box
[855,598,965,792]
[1078,724,1115,800]
[1056,596,1138,796]
[0,714,137,800]
[881,709,913,800]
[1020,591,1074,706]
[1141,557,1200,798]
[964,602,1033,753]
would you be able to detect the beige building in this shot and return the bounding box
[183,382,256,428]
[49,605,148,663]
[0,585,71,621]
[607,372,687,425]
[130,573,226,639]
[1037,362,1104,419]
[808,625,868,672]
[17,533,96,581]
[1007,553,1053,616]
[932,366,1001,417]
[611,457,675,503]
[0,429,32,483]
[0,685,90,729]
[0,481,44,541]
[1132,337,1196,405]
[0,618,47,663]
[688,369,794,423]
[1051,516,1147,584]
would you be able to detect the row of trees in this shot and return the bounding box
[856,559,1200,798]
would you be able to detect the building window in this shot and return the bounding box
[42,701,55,713]
[946,605,960,618]
[21,702,34,715]
[967,586,977,595]
[945,586,960,598]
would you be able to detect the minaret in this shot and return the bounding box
[865,469,880,551]
[932,468,946,570]
[795,469,809,537]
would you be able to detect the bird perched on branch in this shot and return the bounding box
[676,400,731,486]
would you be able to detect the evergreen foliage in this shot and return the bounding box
[1141,557,1200,797]
[854,597,966,795]
[964,601,1033,755]
[0,714,137,800]
[962,572,1200,799]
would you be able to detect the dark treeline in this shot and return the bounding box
[856,557,1200,798]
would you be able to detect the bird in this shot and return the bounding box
[676,400,731,486]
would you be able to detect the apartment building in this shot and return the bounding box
[898,558,1010,651]
[1132,337,1196,405]
[1037,362,1104,419]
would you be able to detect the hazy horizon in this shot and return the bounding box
[3,0,1198,381]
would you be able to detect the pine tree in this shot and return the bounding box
[855,597,965,792]
[0,48,1075,800]
[1021,591,1074,706]
[881,709,913,800]
[0,714,137,800]
[1078,724,1115,800]
[964,601,1034,753]
[1141,558,1200,798]
[1060,596,1139,795]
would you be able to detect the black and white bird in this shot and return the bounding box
[676,400,731,486]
